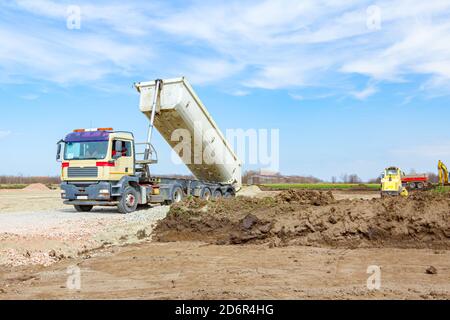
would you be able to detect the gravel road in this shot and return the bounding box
[0,190,169,266]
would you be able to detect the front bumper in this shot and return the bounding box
[381,190,400,196]
[60,181,112,201]
[63,200,118,206]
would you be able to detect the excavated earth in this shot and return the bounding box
[1,189,449,299]
[154,190,450,249]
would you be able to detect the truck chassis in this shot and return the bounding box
[62,177,236,213]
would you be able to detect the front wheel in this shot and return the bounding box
[117,186,139,214]
[74,205,93,212]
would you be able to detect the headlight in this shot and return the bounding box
[99,189,110,197]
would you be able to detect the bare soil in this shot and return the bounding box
[154,190,450,249]
[0,187,448,299]
[22,183,50,191]
[0,242,448,299]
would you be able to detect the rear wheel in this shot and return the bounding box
[417,182,424,189]
[223,190,234,198]
[213,190,222,200]
[409,182,416,189]
[117,186,139,214]
[74,205,93,212]
[168,186,184,204]
[201,188,212,200]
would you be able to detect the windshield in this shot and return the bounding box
[386,169,398,175]
[64,141,109,160]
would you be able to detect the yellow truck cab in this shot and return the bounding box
[380,166,408,197]
[57,128,153,213]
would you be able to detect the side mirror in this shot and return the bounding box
[56,140,63,162]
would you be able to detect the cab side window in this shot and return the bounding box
[112,140,132,157]
[123,141,132,157]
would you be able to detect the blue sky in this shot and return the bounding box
[1,0,450,181]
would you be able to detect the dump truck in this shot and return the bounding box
[401,174,432,190]
[56,77,242,213]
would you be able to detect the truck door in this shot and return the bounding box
[112,140,134,176]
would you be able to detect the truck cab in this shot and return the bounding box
[57,128,163,213]
[380,166,408,197]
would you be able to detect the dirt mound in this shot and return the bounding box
[236,185,263,197]
[275,189,335,205]
[22,183,50,191]
[154,191,450,249]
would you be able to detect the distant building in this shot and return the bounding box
[246,169,321,185]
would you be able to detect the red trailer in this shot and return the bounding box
[401,174,432,190]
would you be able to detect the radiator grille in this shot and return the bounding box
[67,167,98,178]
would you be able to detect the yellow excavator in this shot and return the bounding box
[438,160,449,185]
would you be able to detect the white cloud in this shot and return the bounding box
[0,131,12,139]
[392,142,450,158]
[289,93,304,101]
[21,94,39,100]
[2,0,450,97]
[0,21,151,85]
[13,0,159,36]
[351,84,377,100]
[175,58,244,85]
[230,90,250,97]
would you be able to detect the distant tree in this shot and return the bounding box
[242,170,322,184]
[427,172,439,183]
[348,174,362,184]
[340,174,348,183]
[368,177,381,184]
[331,176,337,183]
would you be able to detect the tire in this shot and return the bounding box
[417,182,424,189]
[409,182,416,189]
[74,205,93,212]
[213,190,222,200]
[223,190,234,198]
[201,188,212,200]
[169,186,184,204]
[117,186,139,214]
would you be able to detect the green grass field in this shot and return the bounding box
[432,185,450,193]
[260,183,380,190]
[0,184,27,189]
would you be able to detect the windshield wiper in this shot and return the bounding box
[66,157,103,160]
